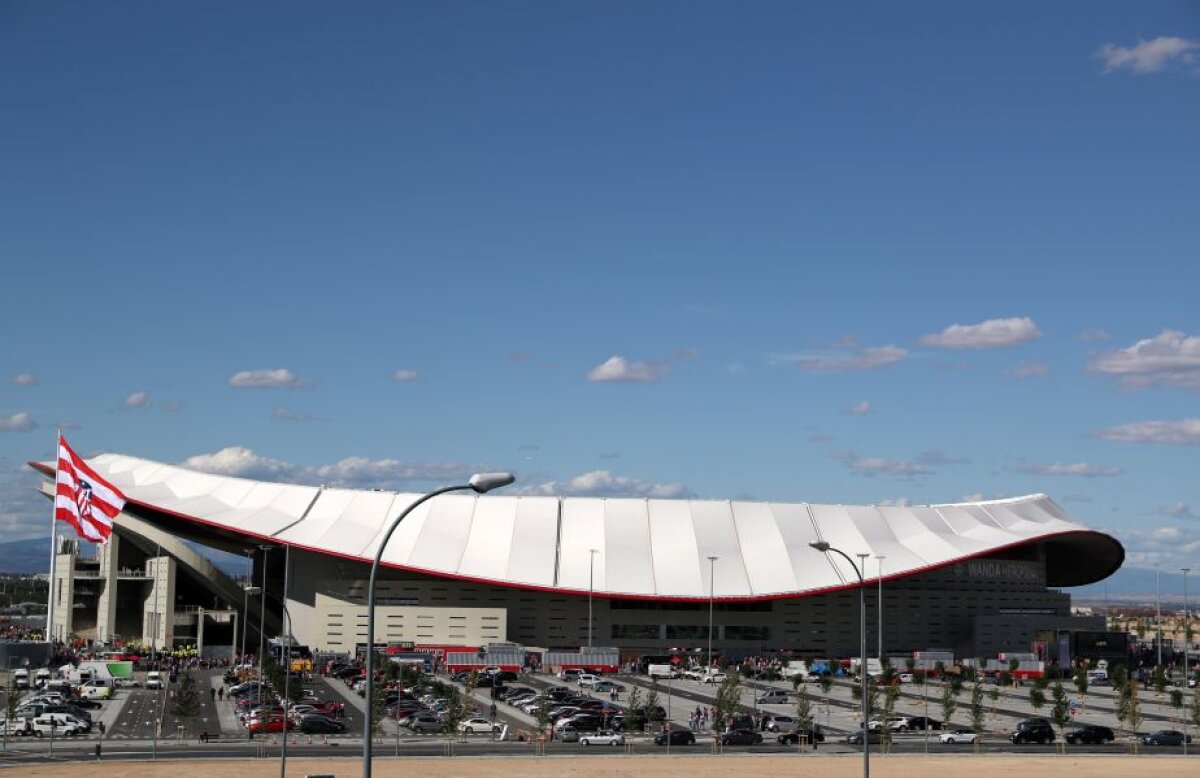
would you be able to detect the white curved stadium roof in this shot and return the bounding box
[34,453,1123,600]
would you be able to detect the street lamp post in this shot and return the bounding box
[588,549,598,648]
[362,473,514,778]
[1156,564,1162,667]
[258,544,272,706]
[706,556,718,677]
[811,541,869,778]
[241,549,254,667]
[1183,567,1191,758]
[875,555,885,665]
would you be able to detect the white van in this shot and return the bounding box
[145,671,163,689]
[78,682,112,700]
[34,669,51,688]
[647,664,678,679]
[12,669,29,690]
[32,713,86,736]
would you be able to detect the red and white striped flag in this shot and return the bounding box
[55,435,126,543]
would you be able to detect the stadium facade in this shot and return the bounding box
[32,453,1124,661]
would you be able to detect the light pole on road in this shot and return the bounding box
[363,473,514,778]
[811,541,870,778]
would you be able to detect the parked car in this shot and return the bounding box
[777,725,825,746]
[764,714,796,732]
[579,730,625,746]
[1010,718,1055,744]
[939,729,979,744]
[248,716,294,736]
[843,730,883,745]
[1141,730,1193,746]
[721,729,763,746]
[905,716,943,731]
[577,674,602,688]
[654,729,697,746]
[757,689,789,704]
[458,716,500,735]
[403,713,447,734]
[145,671,164,689]
[558,725,581,743]
[298,714,345,734]
[592,681,625,693]
[1065,725,1114,745]
[558,669,583,682]
[31,713,87,736]
[702,671,728,685]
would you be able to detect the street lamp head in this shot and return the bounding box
[809,541,831,552]
[468,472,516,494]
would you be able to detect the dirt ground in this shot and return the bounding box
[7,755,1199,777]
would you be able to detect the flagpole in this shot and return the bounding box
[46,431,60,644]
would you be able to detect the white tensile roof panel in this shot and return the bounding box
[504,497,558,587]
[456,496,518,582]
[558,499,607,592]
[646,500,703,597]
[730,502,796,595]
[55,454,1120,599]
[602,501,656,596]
[688,501,752,597]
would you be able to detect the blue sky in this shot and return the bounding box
[1,2,1197,575]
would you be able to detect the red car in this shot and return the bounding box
[248,716,294,736]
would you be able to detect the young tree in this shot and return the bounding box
[442,687,468,736]
[818,674,834,726]
[713,670,743,732]
[1169,689,1183,727]
[1125,681,1143,753]
[625,686,644,732]
[4,685,19,748]
[880,683,900,753]
[464,669,480,694]
[794,685,815,749]
[1073,665,1089,700]
[987,687,1000,721]
[170,670,202,740]
[536,698,551,738]
[644,681,664,731]
[1008,659,1020,692]
[1190,683,1200,734]
[1049,683,1071,753]
[940,679,958,728]
[369,679,387,738]
[1028,686,1046,713]
[970,680,985,736]
[1153,665,1168,696]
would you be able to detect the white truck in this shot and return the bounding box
[12,669,29,690]
[781,660,809,679]
[647,664,678,679]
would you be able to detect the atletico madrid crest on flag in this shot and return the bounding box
[55,435,126,543]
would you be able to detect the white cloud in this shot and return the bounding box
[831,449,967,478]
[0,413,36,433]
[1161,501,1199,520]
[228,368,303,389]
[846,401,872,416]
[915,450,970,466]
[587,355,668,383]
[783,345,908,373]
[392,369,420,382]
[12,374,37,386]
[1097,36,1198,74]
[1095,418,1200,445]
[1006,362,1049,379]
[183,446,487,489]
[918,317,1042,350]
[123,391,151,408]
[1088,330,1200,391]
[1014,462,1123,478]
[1153,526,1182,541]
[518,470,692,499]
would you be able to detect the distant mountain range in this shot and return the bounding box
[0,537,244,577]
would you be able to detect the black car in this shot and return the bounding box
[777,725,825,746]
[1010,718,1055,744]
[654,729,697,746]
[844,730,883,745]
[720,729,763,746]
[1065,725,1114,745]
[299,714,346,734]
[906,716,942,731]
[1141,729,1193,746]
[71,698,102,710]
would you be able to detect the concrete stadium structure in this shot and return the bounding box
[32,452,1124,660]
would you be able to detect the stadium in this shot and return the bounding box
[31,452,1124,663]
